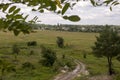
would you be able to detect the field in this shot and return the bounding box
[0,30,120,80]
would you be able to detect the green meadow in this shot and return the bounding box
[0,30,120,80]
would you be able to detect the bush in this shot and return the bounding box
[56,37,64,48]
[29,50,34,55]
[40,46,57,67]
[53,56,76,71]
[12,44,20,55]
[22,62,35,70]
[27,41,37,46]
[82,50,87,59]
[12,44,20,60]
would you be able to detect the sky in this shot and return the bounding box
[0,0,120,25]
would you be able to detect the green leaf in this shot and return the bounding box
[110,6,112,11]
[50,1,56,11]
[56,0,62,8]
[61,0,65,3]
[13,8,20,14]
[6,14,13,19]
[9,6,16,13]
[3,4,9,12]
[72,3,76,7]
[90,0,96,6]
[57,10,61,14]
[39,9,44,13]
[68,15,80,22]
[62,3,70,15]
[14,30,20,36]
[103,0,112,5]
[63,16,68,20]
[15,14,22,19]
[24,15,29,21]
[32,8,36,11]
[114,2,119,6]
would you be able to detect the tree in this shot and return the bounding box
[56,36,64,48]
[92,26,120,75]
[0,0,119,35]
[41,46,57,67]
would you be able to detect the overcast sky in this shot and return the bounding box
[1,0,120,25]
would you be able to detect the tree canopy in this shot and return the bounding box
[92,26,120,75]
[0,0,119,35]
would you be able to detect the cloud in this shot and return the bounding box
[0,0,120,25]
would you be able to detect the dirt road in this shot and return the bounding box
[54,60,89,80]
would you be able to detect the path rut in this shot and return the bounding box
[54,60,89,80]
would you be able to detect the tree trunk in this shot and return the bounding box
[107,57,113,75]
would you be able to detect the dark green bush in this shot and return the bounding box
[56,37,64,48]
[12,44,20,55]
[40,46,57,67]
[22,62,35,70]
[27,41,37,46]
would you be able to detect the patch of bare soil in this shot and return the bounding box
[54,60,89,80]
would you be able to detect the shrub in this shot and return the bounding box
[82,50,87,59]
[12,44,20,60]
[12,44,20,55]
[29,50,34,55]
[40,46,57,67]
[27,41,37,46]
[22,62,35,70]
[53,56,76,71]
[56,37,64,48]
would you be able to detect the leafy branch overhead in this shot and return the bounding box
[0,0,119,35]
[90,0,120,11]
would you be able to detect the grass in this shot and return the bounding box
[0,30,120,80]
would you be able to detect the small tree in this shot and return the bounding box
[56,37,64,48]
[92,26,120,75]
[12,44,20,60]
[41,46,57,67]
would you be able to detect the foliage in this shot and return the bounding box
[53,56,76,71]
[40,46,57,67]
[27,41,37,46]
[90,0,119,11]
[92,26,120,75]
[0,0,119,35]
[12,44,20,60]
[12,44,20,55]
[56,36,64,48]
[22,62,35,70]
[0,0,81,35]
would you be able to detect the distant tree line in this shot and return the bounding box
[30,23,120,33]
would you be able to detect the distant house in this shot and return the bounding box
[62,27,69,31]
[81,27,86,31]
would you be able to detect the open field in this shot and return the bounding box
[0,30,120,80]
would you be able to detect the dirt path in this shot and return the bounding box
[54,60,89,80]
